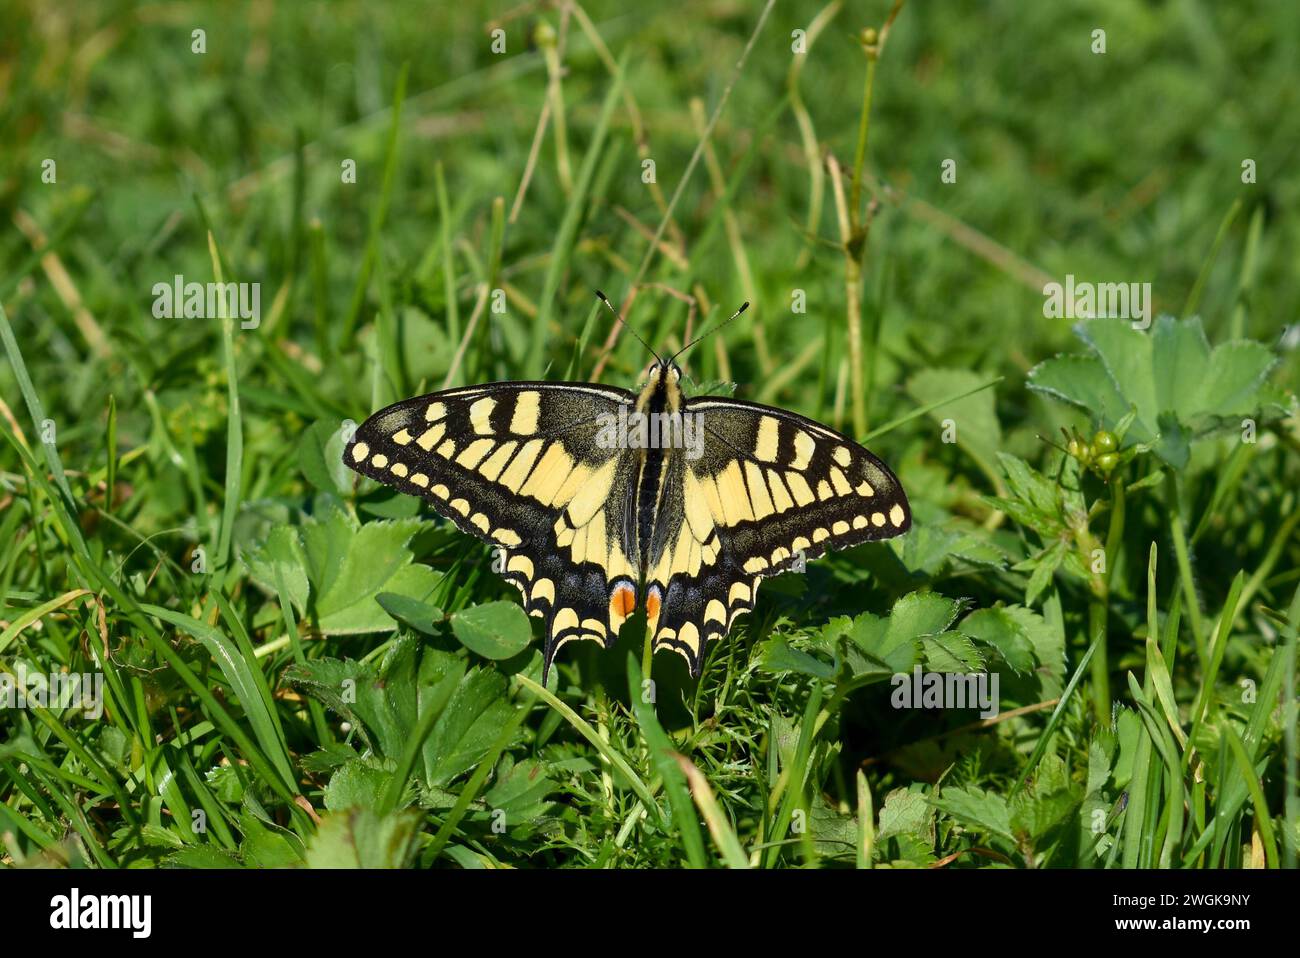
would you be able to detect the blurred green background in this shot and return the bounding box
[1,0,1297,869]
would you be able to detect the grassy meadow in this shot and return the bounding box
[1,0,1297,869]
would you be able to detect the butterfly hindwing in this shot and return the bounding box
[344,382,640,678]
[644,396,911,675]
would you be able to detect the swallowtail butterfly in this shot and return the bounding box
[345,297,910,681]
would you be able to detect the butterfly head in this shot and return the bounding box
[636,358,684,413]
[639,358,683,387]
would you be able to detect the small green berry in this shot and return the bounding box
[1095,452,1119,474]
[1091,430,1117,455]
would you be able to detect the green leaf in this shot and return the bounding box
[877,787,933,843]
[996,452,1065,524]
[239,809,304,867]
[482,756,555,826]
[758,635,837,679]
[298,419,353,496]
[931,785,1013,845]
[422,666,517,787]
[244,505,442,635]
[303,808,422,868]
[1029,316,1282,467]
[1201,340,1279,414]
[764,594,968,684]
[285,639,465,763]
[889,524,1008,577]
[1009,754,1082,845]
[1023,539,1067,606]
[241,526,309,621]
[960,606,1037,675]
[324,758,394,812]
[450,601,533,659]
[1151,315,1210,417]
[376,592,444,635]
[164,847,244,869]
[920,632,984,672]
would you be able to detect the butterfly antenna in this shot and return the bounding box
[670,300,749,365]
[595,290,661,364]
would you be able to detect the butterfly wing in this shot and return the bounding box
[645,396,911,675]
[344,382,640,680]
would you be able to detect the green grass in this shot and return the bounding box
[1,0,1298,869]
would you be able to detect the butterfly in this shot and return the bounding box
[344,296,910,683]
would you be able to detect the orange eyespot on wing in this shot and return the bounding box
[645,586,663,634]
[611,583,637,618]
[609,581,638,633]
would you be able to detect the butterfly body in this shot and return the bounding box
[345,358,910,681]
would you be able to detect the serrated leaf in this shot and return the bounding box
[1024,539,1068,606]
[877,787,934,843]
[758,635,837,679]
[303,808,422,868]
[483,756,555,825]
[931,785,1013,844]
[1010,754,1082,843]
[960,606,1037,675]
[239,810,303,867]
[1201,340,1278,415]
[422,666,516,787]
[1028,354,1138,439]
[1030,315,1282,467]
[324,758,394,812]
[1086,739,1112,797]
[242,525,309,615]
[920,631,984,672]
[245,506,442,635]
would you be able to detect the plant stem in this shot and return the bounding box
[1166,471,1207,667]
